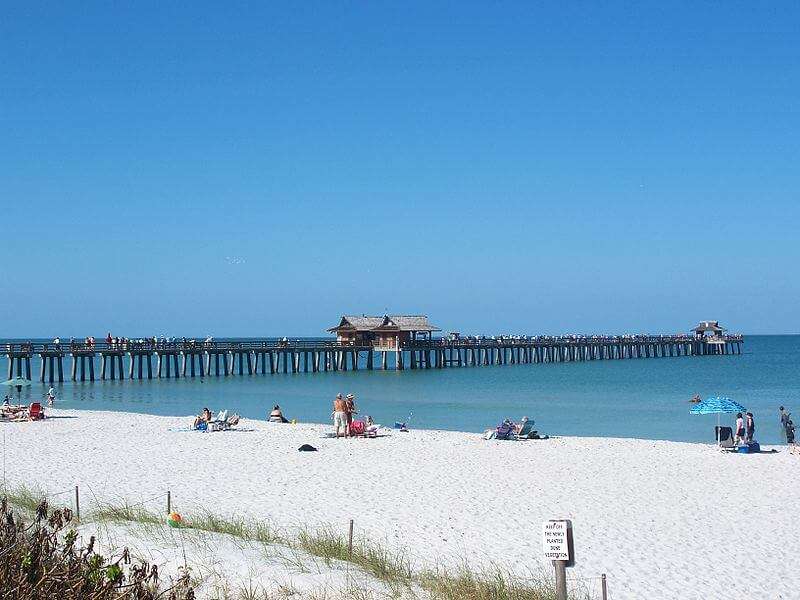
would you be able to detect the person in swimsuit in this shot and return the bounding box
[269,405,289,423]
[734,412,745,445]
[345,393,357,435]
[745,412,755,442]
[785,420,796,453]
[332,393,348,438]
[193,407,212,429]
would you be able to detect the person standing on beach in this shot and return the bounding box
[786,420,796,454]
[332,393,348,438]
[46,387,56,406]
[345,393,357,435]
[779,406,790,441]
[745,412,755,442]
[734,412,745,445]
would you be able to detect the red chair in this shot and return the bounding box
[28,403,44,421]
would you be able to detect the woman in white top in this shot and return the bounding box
[734,412,745,444]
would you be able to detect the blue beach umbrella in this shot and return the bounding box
[690,396,747,444]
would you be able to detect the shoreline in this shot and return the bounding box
[4,408,799,599]
[15,404,793,448]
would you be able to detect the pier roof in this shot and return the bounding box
[693,321,726,333]
[328,315,440,333]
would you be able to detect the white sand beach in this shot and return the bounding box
[2,410,798,599]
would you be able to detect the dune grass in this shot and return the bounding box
[2,487,591,599]
[0,484,45,513]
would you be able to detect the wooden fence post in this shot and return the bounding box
[554,561,567,600]
[348,519,354,559]
[601,573,608,600]
[74,486,80,520]
[167,490,171,515]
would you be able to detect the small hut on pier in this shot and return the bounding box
[328,315,440,350]
[692,321,726,340]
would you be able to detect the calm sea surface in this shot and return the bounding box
[2,335,798,443]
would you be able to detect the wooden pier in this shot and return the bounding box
[2,333,744,384]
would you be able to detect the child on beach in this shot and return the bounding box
[745,412,755,442]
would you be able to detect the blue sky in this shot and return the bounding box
[2,2,798,336]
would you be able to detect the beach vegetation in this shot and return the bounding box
[3,489,593,599]
[0,497,194,599]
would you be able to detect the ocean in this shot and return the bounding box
[2,335,797,443]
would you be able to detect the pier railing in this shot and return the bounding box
[2,334,744,355]
[2,332,744,383]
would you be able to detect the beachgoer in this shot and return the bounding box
[734,412,745,445]
[779,406,790,441]
[193,407,212,429]
[690,394,701,403]
[46,387,56,406]
[345,393,357,434]
[745,412,755,442]
[785,420,796,454]
[515,416,530,434]
[332,393,347,438]
[269,405,289,423]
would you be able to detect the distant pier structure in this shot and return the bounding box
[2,317,743,384]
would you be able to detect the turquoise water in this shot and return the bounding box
[3,335,798,443]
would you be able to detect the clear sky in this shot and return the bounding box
[2,2,798,337]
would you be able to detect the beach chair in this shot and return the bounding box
[515,419,535,440]
[212,412,239,431]
[349,420,366,436]
[28,403,44,421]
[714,426,735,450]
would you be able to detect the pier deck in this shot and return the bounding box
[2,334,743,383]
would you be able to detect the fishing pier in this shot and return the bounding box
[3,318,743,384]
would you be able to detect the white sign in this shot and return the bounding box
[542,520,570,561]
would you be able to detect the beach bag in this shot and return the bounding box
[196,421,208,431]
[350,420,365,436]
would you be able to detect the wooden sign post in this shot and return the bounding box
[542,519,574,600]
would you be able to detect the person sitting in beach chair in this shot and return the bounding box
[515,416,535,439]
[269,405,289,423]
[495,419,517,440]
[193,407,213,430]
[205,409,240,431]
